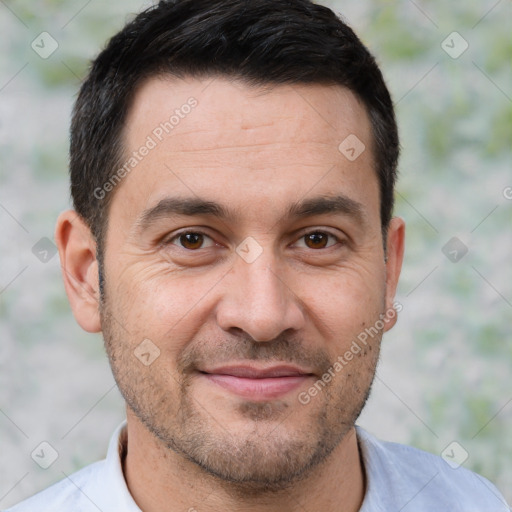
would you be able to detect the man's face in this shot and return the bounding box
[99,76,400,489]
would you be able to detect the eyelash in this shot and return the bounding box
[163,229,345,251]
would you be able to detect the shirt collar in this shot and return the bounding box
[90,420,141,511]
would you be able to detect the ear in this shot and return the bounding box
[55,210,101,333]
[383,216,405,332]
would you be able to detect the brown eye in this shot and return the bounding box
[179,233,204,250]
[167,231,215,250]
[304,232,328,249]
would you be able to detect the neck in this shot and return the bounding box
[123,411,365,512]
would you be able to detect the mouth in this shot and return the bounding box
[198,364,315,401]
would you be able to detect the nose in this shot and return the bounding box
[215,249,306,342]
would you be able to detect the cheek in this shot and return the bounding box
[299,265,386,344]
[110,263,223,349]
[107,243,386,350]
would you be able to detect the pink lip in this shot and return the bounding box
[199,364,314,400]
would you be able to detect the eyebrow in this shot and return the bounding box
[135,194,366,234]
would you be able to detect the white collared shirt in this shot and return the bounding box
[6,421,510,511]
[6,422,141,512]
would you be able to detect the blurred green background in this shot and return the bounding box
[0,0,510,507]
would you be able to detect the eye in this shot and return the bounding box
[166,231,216,250]
[163,229,344,253]
[295,230,342,250]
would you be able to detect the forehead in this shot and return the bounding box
[124,75,371,153]
[111,75,378,229]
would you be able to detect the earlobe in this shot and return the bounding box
[55,210,102,333]
[383,217,405,332]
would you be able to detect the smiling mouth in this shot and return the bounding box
[198,364,315,400]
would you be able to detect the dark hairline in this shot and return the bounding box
[70,0,399,276]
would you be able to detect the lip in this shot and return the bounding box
[198,364,315,400]
[201,364,313,378]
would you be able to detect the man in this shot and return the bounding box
[7,0,509,510]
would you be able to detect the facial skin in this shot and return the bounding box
[56,76,404,512]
